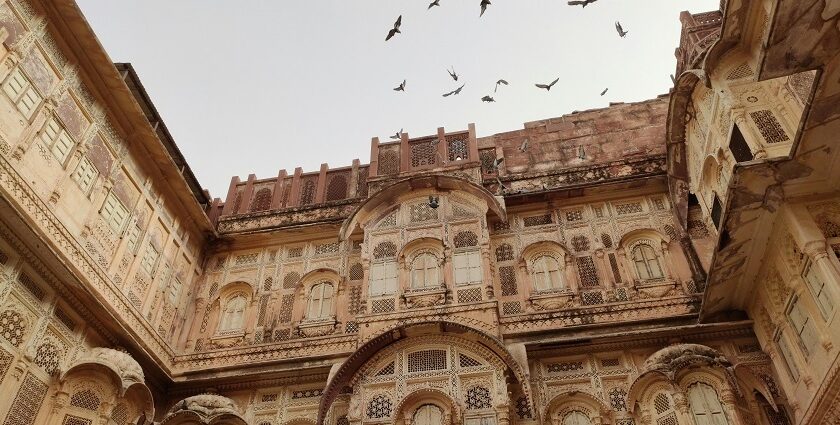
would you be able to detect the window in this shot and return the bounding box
[776,334,800,381]
[219,294,247,332]
[804,263,834,320]
[124,225,141,254]
[652,392,678,424]
[787,296,820,356]
[729,124,753,162]
[532,255,564,291]
[454,251,482,285]
[140,243,159,274]
[414,405,443,425]
[100,192,129,231]
[39,117,75,164]
[168,278,182,304]
[411,253,440,289]
[465,417,496,425]
[711,194,723,229]
[307,282,335,319]
[687,383,729,425]
[562,411,592,425]
[2,68,42,118]
[72,156,98,193]
[631,244,664,280]
[369,261,398,296]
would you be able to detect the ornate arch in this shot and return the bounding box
[339,174,506,240]
[544,390,611,423]
[666,70,707,228]
[393,388,461,425]
[162,394,247,425]
[316,321,532,425]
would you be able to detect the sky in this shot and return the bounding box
[75,0,718,199]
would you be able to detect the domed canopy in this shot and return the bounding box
[641,343,731,376]
[63,347,145,389]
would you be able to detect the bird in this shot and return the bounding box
[480,0,491,17]
[615,21,629,37]
[567,0,597,7]
[442,84,465,97]
[495,79,508,93]
[393,79,406,91]
[518,139,529,152]
[428,195,440,209]
[495,176,508,191]
[600,88,608,96]
[447,66,458,81]
[535,77,559,91]
[492,157,504,169]
[390,128,403,140]
[428,0,440,9]
[386,15,402,41]
[481,95,495,102]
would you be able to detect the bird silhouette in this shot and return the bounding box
[393,80,406,92]
[615,21,629,37]
[567,0,597,7]
[600,88,608,96]
[442,84,466,97]
[390,129,403,140]
[428,0,440,9]
[447,67,459,81]
[481,95,495,102]
[480,0,491,17]
[535,78,559,91]
[495,79,509,93]
[518,139,529,152]
[386,15,402,41]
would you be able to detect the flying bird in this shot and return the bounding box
[428,0,440,9]
[393,79,406,91]
[447,67,458,81]
[442,84,465,97]
[385,15,402,41]
[495,79,509,93]
[390,129,403,140]
[535,78,559,91]
[481,95,495,102]
[600,88,608,96]
[615,21,629,38]
[518,139,529,152]
[567,0,597,7]
[480,0,491,17]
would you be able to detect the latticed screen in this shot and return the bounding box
[61,416,92,425]
[376,362,395,376]
[609,387,628,411]
[299,177,317,206]
[447,134,469,161]
[571,235,590,252]
[409,203,438,222]
[325,172,350,201]
[499,266,517,296]
[495,244,513,262]
[502,301,521,315]
[581,291,604,305]
[70,389,101,410]
[546,361,584,373]
[349,263,364,281]
[378,147,400,175]
[371,298,395,314]
[601,233,613,248]
[523,214,552,227]
[465,386,492,409]
[366,394,393,419]
[283,272,300,289]
[18,272,45,300]
[479,149,497,175]
[750,110,789,144]
[459,353,482,367]
[407,349,447,372]
[453,231,478,248]
[3,372,48,425]
[577,256,599,287]
[457,287,482,304]
[250,188,272,212]
[0,309,27,347]
[373,241,398,259]
[34,342,61,375]
[410,139,438,167]
[615,202,643,215]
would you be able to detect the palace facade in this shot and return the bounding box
[0,0,838,424]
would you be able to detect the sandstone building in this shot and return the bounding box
[0,0,838,424]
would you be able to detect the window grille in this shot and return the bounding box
[349,263,364,280]
[314,241,340,256]
[565,209,583,222]
[110,403,129,425]
[652,198,666,210]
[300,177,317,206]
[373,241,397,259]
[492,221,510,232]
[371,298,395,314]
[279,294,294,323]
[654,393,671,414]
[581,290,604,305]
[288,247,304,258]
[615,202,643,215]
[345,321,359,333]
[726,62,753,80]
[609,387,628,411]
[356,167,369,197]
[457,287,482,304]
[515,397,533,419]
[54,308,76,330]
[367,394,393,419]
[70,389,101,410]
[502,301,521,315]
[495,244,513,261]
[376,362,395,376]
[447,134,469,161]
[292,389,324,399]
[34,342,61,375]
[577,256,599,287]
[378,212,397,227]
[257,295,269,325]
[378,147,400,175]
[0,309,27,347]
[17,272,45,300]
[523,214,552,227]
[3,372,48,425]
[479,149,497,175]
[601,358,621,367]
[454,231,478,248]
[283,272,301,289]
[250,188,272,212]
[325,172,349,201]
[409,202,438,222]
[407,349,447,372]
[571,235,590,252]
[261,393,279,403]
[546,361,584,373]
[465,386,492,409]
[410,139,438,167]
[459,353,482,367]
[499,266,517,296]
[750,110,789,144]
[349,286,362,314]
[262,277,273,291]
[600,233,613,248]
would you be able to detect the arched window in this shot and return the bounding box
[632,244,664,280]
[307,282,335,320]
[532,255,563,291]
[687,383,729,424]
[562,411,591,425]
[370,242,398,296]
[219,294,247,332]
[414,404,443,425]
[411,253,440,289]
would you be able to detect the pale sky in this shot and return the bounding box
[75,0,718,199]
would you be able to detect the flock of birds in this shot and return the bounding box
[385,0,627,107]
[380,0,632,196]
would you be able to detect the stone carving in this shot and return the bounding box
[164,393,246,424]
